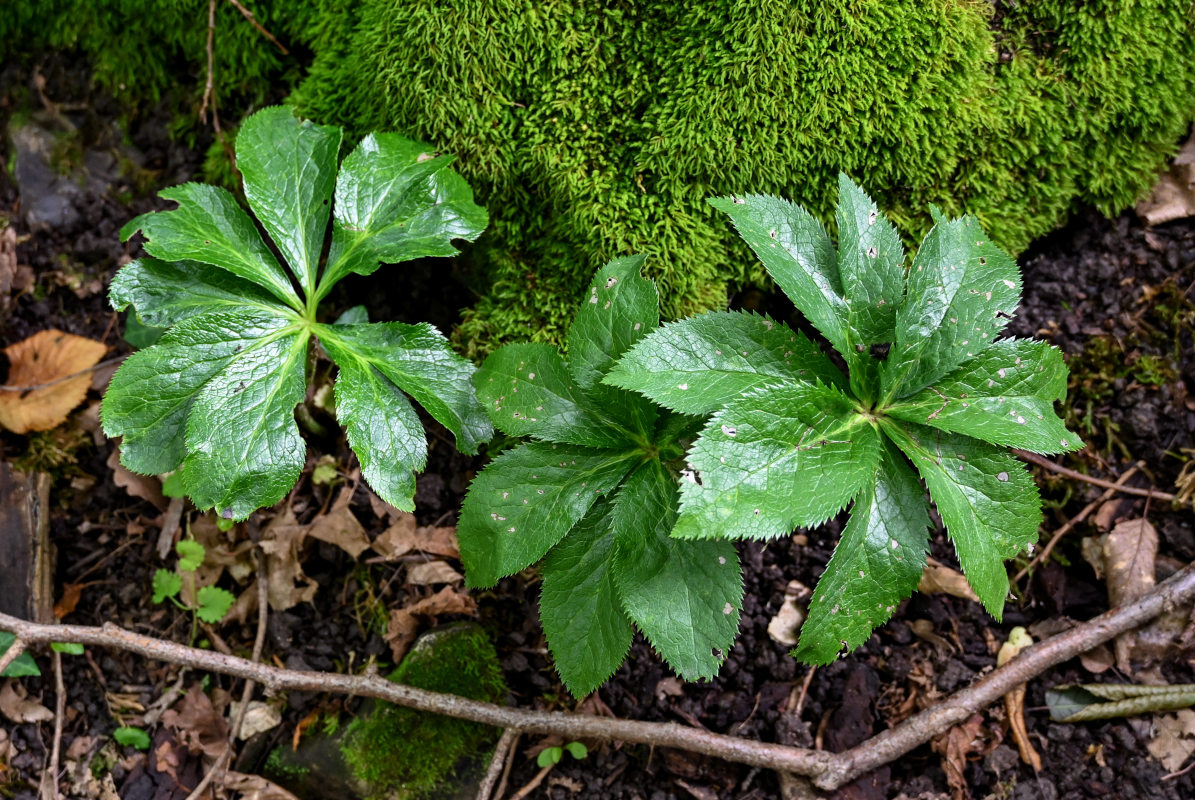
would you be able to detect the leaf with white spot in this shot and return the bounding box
[567,255,658,390]
[887,339,1082,453]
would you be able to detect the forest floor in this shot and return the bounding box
[1,59,1194,800]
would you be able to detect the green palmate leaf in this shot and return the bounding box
[0,632,40,678]
[152,569,183,603]
[175,540,205,572]
[457,442,637,587]
[195,585,236,624]
[612,461,741,679]
[320,323,491,456]
[566,255,658,390]
[796,439,930,664]
[102,310,299,476]
[881,212,1020,402]
[325,349,425,511]
[236,107,342,296]
[538,499,633,696]
[674,382,880,541]
[317,134,487,303]
[181,327,308,520]
[709,195,850,359]
[887,339,1082,454]
[606,310,845,415]
[121,183,300,310]
[109,258,280,328]
[475,342,635,448]
[883,419,1040,615]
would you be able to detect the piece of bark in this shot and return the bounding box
[0,462,54,623]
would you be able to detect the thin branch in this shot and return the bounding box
[477,728,519,800]
[0,638,27,675]
[46,651,64,800]
[0,357,125,392]
[1013,463,1143,583]
[1017,450,1184,505]
[199,0,217,126]
[224,0,289,54]
[3,561,1195,792]
[494,731,520,800]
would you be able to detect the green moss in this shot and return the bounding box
[290,0,1195,355]
[263,748,311,782]
[340,624,507,800]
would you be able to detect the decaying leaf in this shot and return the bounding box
[106,447,167,511]
[996,627,1041,772]
[766,580,809,647]
[0,681,54,723]
[931,713,986,800]
[919,559,981,604]
[372,515,460,560]
[259,509,319,611]
[405,560,464,586]
[1147,709,1195,772]
[232,701,282,740]
[0,329,106,434]
[297,488,370,558]
[1103,518,1159,671]
[160,684,229,760]
[385,586,478,662]
[224,771,303,800]
[1137,128,1195,226]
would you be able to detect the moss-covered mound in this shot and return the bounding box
[290,0,1195,354]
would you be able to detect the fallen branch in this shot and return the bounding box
[3,561,1194,792]
[1017,450,1185,506]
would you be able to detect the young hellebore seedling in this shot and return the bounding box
[457,257,743,697]
[152,539,236,631]
[101,107,492,520]
[608,175,1082,664]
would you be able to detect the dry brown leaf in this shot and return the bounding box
[931,713,985,800]
[1137,129,1195,225]
[106,447,167,511]
[996,628,1041,772]
[302,489,370,558]
[259,515,319,612]
[1104,518,1159,671]
[1080,535,1106,580]
[160,684,229,761]
[919,559,980,603]
[0,226,16,303]
[1079,643,1115,675]
[406,560,464,586]
[766,580,810,647]
[223,771,303,800]
[55,582,85,619]
[0,681,54,723]
[385,587,478,662]
[0,329,106,434]
[1146,709,1195,772]
[373,517,460,561]
[233,701,282,740]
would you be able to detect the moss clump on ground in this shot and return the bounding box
[289,0,1195,355]
[340,624,508,800]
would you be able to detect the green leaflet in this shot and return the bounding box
[883,419,1041,616]
[674,382,880,541]
[887,339,1082,454]
[606,310,845,415]
[457,442,638,588]
[539,499,633,697]
[833,174,905,345]
[612,461,742,680]
[796,439,929,665]
[0,632,40,678]
[121,182,300,311]
[566,255,658,390]
[236,107,342,297]
[317,134,488,304]
[104,106,489,519]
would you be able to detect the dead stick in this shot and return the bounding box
[493,730,520,800]
[1013,463,1142,583]
[47,650,64,800]
[477,728,519,800]
[225,0,289,54]
[1016,450,1183,505]
[199,0,217,124]
[5,561,1195,791]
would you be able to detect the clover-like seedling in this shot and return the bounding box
[102,107,492,520]
[607,175,1082,664]
[457,257,743,697]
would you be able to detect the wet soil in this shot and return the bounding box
[1,58,1194,800]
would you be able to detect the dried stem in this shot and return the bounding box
[225,0,289,54]
[0,638,27,675]
[477,728,519,800]
[1017,450,1184,505]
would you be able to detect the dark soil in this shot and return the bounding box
[2,58,1194,800]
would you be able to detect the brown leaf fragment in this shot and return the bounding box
[384,587,478,662]
[405,560,463,586]
[1079,643,1115,675]
[1146,709,1195,771]
[0,226,16,303]
[1137,129,1195,225]
[259,508,319,611]
[106,447,167,511]
[0,681,53,723]
[918,558,980,603]
[302,489,370,558]
[0,329,106,433]
[223,770,304,800]
[55,582,85,619]
[1104,518,1159,671]
[160,684,229,760]
[997,628,1042,772]
[372,516,460,560]
[931,713,985,800]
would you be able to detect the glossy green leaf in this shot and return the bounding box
[50,642,84,655]
[175,540,205,572]
[109,258,282,328]
[834,174,905,345]
[709,194,849,359]
[152,569,183,603]
[0,632,40,677]
[566,255,657,390]
[537,747,563,768]
[195,586,236,623]
[564,742,588,760]
[612,461,742,680]
[181,328,308,521]
[236,107,342,295]
[102,310,298,476]
[539,499,633,697]
[475,343,634,448]
[317,134,487,302]
[673,382,880,540]
[796,440,930,664]
[457,443,637,587]
[319,322,491,455]
[881,213,1020,401]
[121,183,300,310]
[606,310,845,415]
[887,339,1081,454]
[884,420,1040,616]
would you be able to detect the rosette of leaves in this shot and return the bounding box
[608,175,1082,664]
[101,106,491,521]
[457,256,743,697]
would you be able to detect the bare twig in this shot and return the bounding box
[1014,463,1143,583]
[224,0,289,54]
[0,357,125,392]
[199,0,217,125]
[0,638,27,675]
[4,561,1195,791]
[477,728,519,800]
[494,731,520,800]
[1017,450,1184,506]
[45,650,64,800]
[509,764,552,800]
